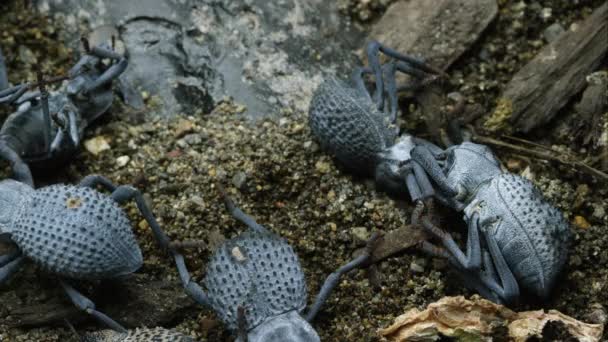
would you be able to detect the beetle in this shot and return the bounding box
[170,185,378,342]
[0,174,172,332]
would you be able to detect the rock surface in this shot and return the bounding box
[367,0,498,70]
[35,0,364,118]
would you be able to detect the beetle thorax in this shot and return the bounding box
[445,142,503,203]
[244,311,320,342]
[0,179,33,235]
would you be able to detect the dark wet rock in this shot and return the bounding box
[36,0,363,118]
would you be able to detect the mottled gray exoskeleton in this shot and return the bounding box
[308,40,445,199]
[410,141,572,304]
[0,37,128,187]
[172,187,377,342]
[82,327,194,342]
[0,175,171,332]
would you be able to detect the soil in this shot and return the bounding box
[0,0,606,341]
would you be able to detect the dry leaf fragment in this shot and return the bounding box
[379,296,603,342]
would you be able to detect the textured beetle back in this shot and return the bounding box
[309,77,396,174]
[494,173,571,295]
[205,230,307,331]
[82,327,194,342]
[11,184,143,280]
[0,179,33,234]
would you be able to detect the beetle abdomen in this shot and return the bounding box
[11,184,142,280]
[485,173,571,296]
[205,230,307,331]
[83,327,194,342]
[309,78,395,174]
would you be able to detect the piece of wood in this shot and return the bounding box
[2,274,200,329]
[566,71,608,149]
[355,224,428,263]
[486,3,608,134]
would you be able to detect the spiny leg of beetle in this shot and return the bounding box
[50,107,80,153]
[411,161,436,199]
[83,57,127,94]
[36,68,55,153]
[172,251,212,307]
[0,249,21,267]
[419,240,500,301]
[415,203,482,272]
[479,230,520,304]
[305,232,380,322]
[0,141,34,187]
[351,66,373,102]
[454,267,501,303]
[382,62,399,122]
[366,40,446,110]
[0,254,24,284]
[404,169,423,202]
[60,280,127,333]
[411,145,461,198]
[78,175,170,250]
[76,36,127,94]
[216,182,268,233]
[0,83,28,105]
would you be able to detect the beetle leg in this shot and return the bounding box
[0,140,34,187]
[366,40,446,111]
[305,232,379,322]
[480,228,520,304]
[413,203,481,272]
[59,280,127,333]
[0,83,29,106]
[411,145,467,200]
[172,251,212,307]
[0,254,24,284]
[0,249,20,267]
[351,66,373,102]
[216,182,268,234]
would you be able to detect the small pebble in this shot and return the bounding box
[232,171,248,190]
[116,155,130,167]
[174,118,195,138]
[543,22,565,43]
[351,227,369,242]
[573,216,591,229]
[84,136,111,155]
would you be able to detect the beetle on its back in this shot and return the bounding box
[410,140,572,303]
